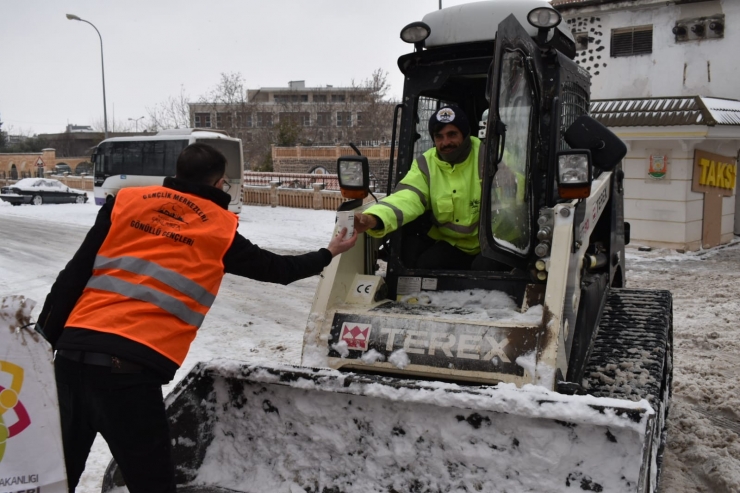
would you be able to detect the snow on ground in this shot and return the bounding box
[1,196,739,492]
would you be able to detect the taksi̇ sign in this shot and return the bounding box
[692,150,737,196]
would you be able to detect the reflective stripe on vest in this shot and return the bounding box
[430,215,478,234]
[94,255,216,307]
[86,274,206,327]
[65,186,238,366]
[394,183,428,209]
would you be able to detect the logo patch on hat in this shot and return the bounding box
[436,107,456,123]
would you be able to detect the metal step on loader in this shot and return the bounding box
[100,1,673,491]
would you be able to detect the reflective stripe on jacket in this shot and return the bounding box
[65,186,238,365]
[364,137,482,254]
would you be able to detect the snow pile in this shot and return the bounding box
[171,361,653,493]
[2,202,740,492]
[397,288,543,323]
[388,348,410,369]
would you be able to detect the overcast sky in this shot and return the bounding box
[1,0,480,136]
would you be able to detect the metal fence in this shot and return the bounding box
[244,172,339,190]
[242,183,383,211]
[0,174,94,191]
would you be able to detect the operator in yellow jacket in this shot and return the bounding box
[354,105,488,270]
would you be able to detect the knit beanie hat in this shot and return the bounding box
[428,105,470,139]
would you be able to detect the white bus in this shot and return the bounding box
[92,129,244,213]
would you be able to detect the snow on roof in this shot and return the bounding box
[422,0,574,48]
[700,97,740,125]
[590,96,740,127]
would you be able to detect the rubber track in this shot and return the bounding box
[582,288,672,407]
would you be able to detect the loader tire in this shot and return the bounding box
[582,288,673,493]
[101,367,218,493]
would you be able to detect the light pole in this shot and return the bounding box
[66,14,108,139]
[128,116,145,132]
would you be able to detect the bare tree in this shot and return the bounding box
[91,116,134,133]
[146,85,191,131]
[0,117,7,150]
[343,69,396,145]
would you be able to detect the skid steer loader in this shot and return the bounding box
[101,1,673,492]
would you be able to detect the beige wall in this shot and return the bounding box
[619,137,737,250]
[0,149,92,178]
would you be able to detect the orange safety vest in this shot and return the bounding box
[66,186,238,366]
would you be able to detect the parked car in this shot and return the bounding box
[52,164,73,175]
[0,178,89,205]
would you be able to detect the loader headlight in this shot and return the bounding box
[400,22,431,44]
[557,150,593,200]
[337,155,370,200]
[527,8,561,29]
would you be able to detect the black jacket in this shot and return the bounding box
[38,177,332,381]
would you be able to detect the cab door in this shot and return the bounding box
[479,14,543,270]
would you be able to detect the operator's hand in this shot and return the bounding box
[326,228,358,257]
[354,213,378,234]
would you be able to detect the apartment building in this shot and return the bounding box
[189,80,393,147]
[554,0,740,249]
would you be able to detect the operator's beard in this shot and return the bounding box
[437,135,472,165]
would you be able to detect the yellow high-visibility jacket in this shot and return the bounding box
[364,137,482,255]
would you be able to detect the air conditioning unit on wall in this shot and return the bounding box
[673,14,725,42]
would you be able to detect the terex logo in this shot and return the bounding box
[0,361,31,463]
[340,323,372,351]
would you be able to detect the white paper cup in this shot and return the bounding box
[335,211,355,240]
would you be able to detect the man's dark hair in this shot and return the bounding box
[176,143,227,186]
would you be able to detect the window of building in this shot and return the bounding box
[314,95,327,103]
[300,94,308,102]
[316,112,331,126]
[336,112,351,127]
[216,112,233,128]
[238,112,252,128]
[279,112,311,126]
[574,31,589,51]
[356,112,365,126]
[611,26,653,57]
[257,112,273,127]
[331,94,346,103]
[194,113,211,128]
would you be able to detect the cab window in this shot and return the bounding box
[489,50,533,254]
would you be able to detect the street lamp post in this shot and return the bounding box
[66,14,108,139]
[128,116,145,132]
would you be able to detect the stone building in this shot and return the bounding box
[554,0,740,250]
[271,145,395,193]
[189,80,395,170]
[0,148,92,180]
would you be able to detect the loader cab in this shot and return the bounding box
[375,2,588,304]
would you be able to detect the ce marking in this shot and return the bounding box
[356,283,373,294]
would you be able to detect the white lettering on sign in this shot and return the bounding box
[403,330,427,354]
[482,336,512,363]
[379,328,512,361]
[428,333,455,357]
[380,328,405,351]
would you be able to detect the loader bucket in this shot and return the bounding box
[103,361,660,493]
